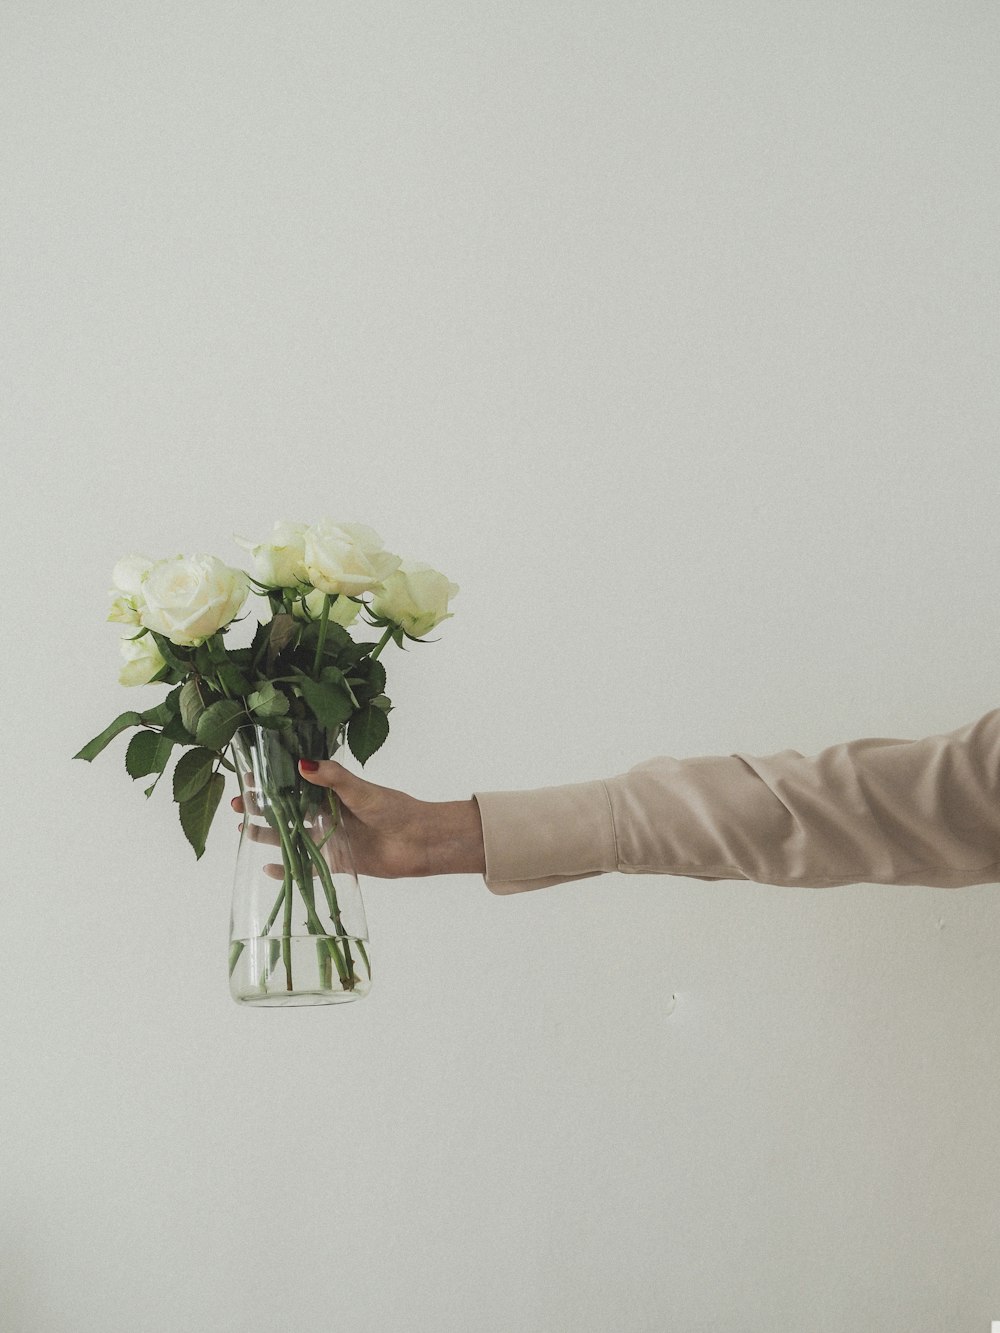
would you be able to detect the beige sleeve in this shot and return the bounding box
[471,708,1000,894]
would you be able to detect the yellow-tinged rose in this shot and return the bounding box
[119,632,166,687]
[369,560,459,638]
[292,587,361,627]
[107,554,155,624]
[232,521,308,588]
[107,595,142,626]
[302,520,402,596]
[139,554,250,647]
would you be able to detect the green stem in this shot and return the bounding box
[202,646,233,702]
[281,833,294,990]
[290,801,367,986]
[312,789,339,851]
[309,763,370,979]
[292,806,347,934]
[262,800,300,982]
[228,940,244,977]
[312,593,331,674]
[270,789,313,991]
[265,882,288,931]
[369,625,395,661]
[272,791,352,987]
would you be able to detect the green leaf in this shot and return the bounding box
[172,746,218,803]
[249,618,271,664]
[201,636,253,695]
[140,683,185,726]
[348,704,390,766]
[247,680,289,719]
[252,618,284,668]
[179,679,205,736]
[228,646,253,671]
[160,713,199,746]
[179,771,225,860]
[216,662,253,695]
[195,699,247,750]
[321,665,357,705]
[73,711,143,762]
[301,618,351,657]
[125,729,175,780]
[139,699,174,727]
[300,677,354,730]
[370,693,393,712]
[344,640,381,664]
[346,655,386,705]
[365,658,387,696]
[203,633,228,662]
[265,614,299,669]
[148,631,192,674]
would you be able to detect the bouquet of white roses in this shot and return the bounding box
[75,519,458,1004]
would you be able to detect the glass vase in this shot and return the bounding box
[227,720,372,1007]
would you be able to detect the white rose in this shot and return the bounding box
[302,520,402,596]
[292,587,361,627]
[119,632,166,687]
[107,554,155,625]
[108,596,142,626]
[233,521,308,588]
[139,554,250,647]
[369,560,459,638]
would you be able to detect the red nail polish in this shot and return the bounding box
[299,758,320,772]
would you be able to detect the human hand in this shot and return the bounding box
[231,759,486,880]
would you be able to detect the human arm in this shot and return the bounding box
[232,708,1000,894]
[471,708,1000,894]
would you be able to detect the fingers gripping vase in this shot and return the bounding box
[228,722,371,1006]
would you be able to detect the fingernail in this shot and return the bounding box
[231,797,239,809]
[238,822,244,831]
[299,758,320,772]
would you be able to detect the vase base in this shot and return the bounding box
[229,934,372,1006]
[234,990,365,1008]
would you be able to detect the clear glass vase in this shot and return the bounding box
[228,720,372,1007]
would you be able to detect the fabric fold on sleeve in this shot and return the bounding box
[472,708,1000,894]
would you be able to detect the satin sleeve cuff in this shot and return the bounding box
[471,780,618,894]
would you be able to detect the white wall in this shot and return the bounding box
[5,2,1000,1328]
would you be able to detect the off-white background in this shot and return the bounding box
[3,2,999,1329]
